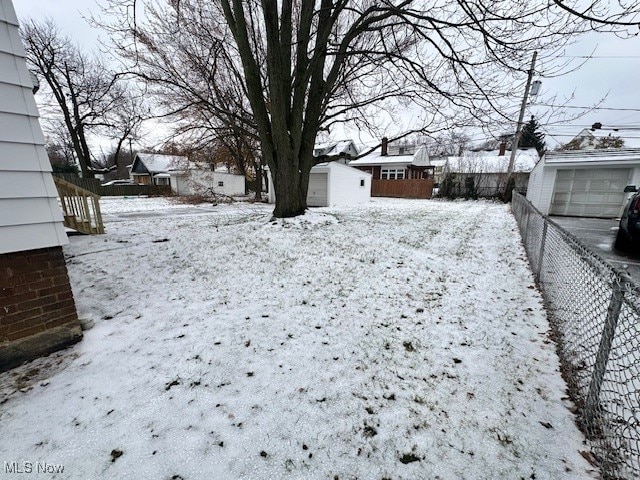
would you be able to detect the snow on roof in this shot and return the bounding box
[349,145,430,167]
[446,149,539,174]
[135,153,189,173]
[545,148,640,164]
[314,140,359,157]
[312,161,372,176]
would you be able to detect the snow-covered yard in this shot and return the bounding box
[0,198,597,479]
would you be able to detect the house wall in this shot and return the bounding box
[171,170,245,196]
[267,164,371,206]
[0,2,68,254]
[352,165,382,179]
[0,247,82,371]
[327,163,371,206]
[212,172,245,196]
[0,0,82,370]
[526,160,558,215]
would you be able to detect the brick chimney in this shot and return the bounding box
[498,141,506,156]
[381,137,388,156]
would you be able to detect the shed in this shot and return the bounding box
[267,162,371,207]
[0,0,82,370]
[170,165,245,197]
[526,149,640,218]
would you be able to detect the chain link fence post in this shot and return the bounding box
[582,275,628,428]
[535,220,548,284]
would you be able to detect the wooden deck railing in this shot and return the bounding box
[53,176,105,235]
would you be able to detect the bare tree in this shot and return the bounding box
[102,0,640,216]
[428,131,471,157]
[21,19,123,178]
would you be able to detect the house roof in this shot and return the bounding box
[349,145,430,167]
[312,161,372,176]
[545,148,640,165]
[567,128,640,149]
[314,140,359,157]
[133,153,189,174]
[446,149,539,174]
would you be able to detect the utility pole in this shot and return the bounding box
[504,51,537,202]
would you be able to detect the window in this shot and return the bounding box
[381,168,405,180]
[218,181,224,187]
[360,178,365,187]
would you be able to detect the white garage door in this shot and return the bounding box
[550,168,631,218]
[307,172,328,207]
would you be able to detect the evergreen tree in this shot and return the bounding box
[519,116,546,157]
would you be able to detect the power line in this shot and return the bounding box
[534,104,640,112]
[555,55,640,59]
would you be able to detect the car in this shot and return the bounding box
[615,185,640,252]
[101,179,135,186]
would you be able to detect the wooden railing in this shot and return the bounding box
[53,177,105,235]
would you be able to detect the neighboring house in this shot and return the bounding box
[170,165,246,197]
[0,0,82,370]
[349,137,434,199]
[267,162,371,207]
[313,140,360,164]
[560,128,628,151]
[442,148,538,198]
[130,152,189,187]
[527,149,640,218]
[429,155,448,187]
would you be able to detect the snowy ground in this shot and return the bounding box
[0,198,598,479]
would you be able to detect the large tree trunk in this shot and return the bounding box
[271,154,310,218]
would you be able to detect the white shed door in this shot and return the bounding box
[550,168,630,218]
[307,172,328,207]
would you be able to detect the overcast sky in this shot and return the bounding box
[13,0,640,149]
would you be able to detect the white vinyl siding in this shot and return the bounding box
[267,163,371,207]
[550,168,631,218]
[0,0,68,254]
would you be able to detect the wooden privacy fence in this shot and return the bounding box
[52,173,171,197]
[372,179,434,199]
[53,177,104,235]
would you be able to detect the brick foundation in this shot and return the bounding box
[0,246,82,371]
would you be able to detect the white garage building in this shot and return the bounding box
[268,162,372,207]
[526,149,640,218]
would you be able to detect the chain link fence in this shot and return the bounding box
[512,192,640,480]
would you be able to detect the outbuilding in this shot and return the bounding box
[526,149,640,218]
[170,166,246,197]
[267,162,372,207]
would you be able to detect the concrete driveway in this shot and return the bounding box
[550,216,640,285]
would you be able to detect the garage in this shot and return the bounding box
[550,168,631,217]
[307,172,328,207]
[526,149,640,219]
